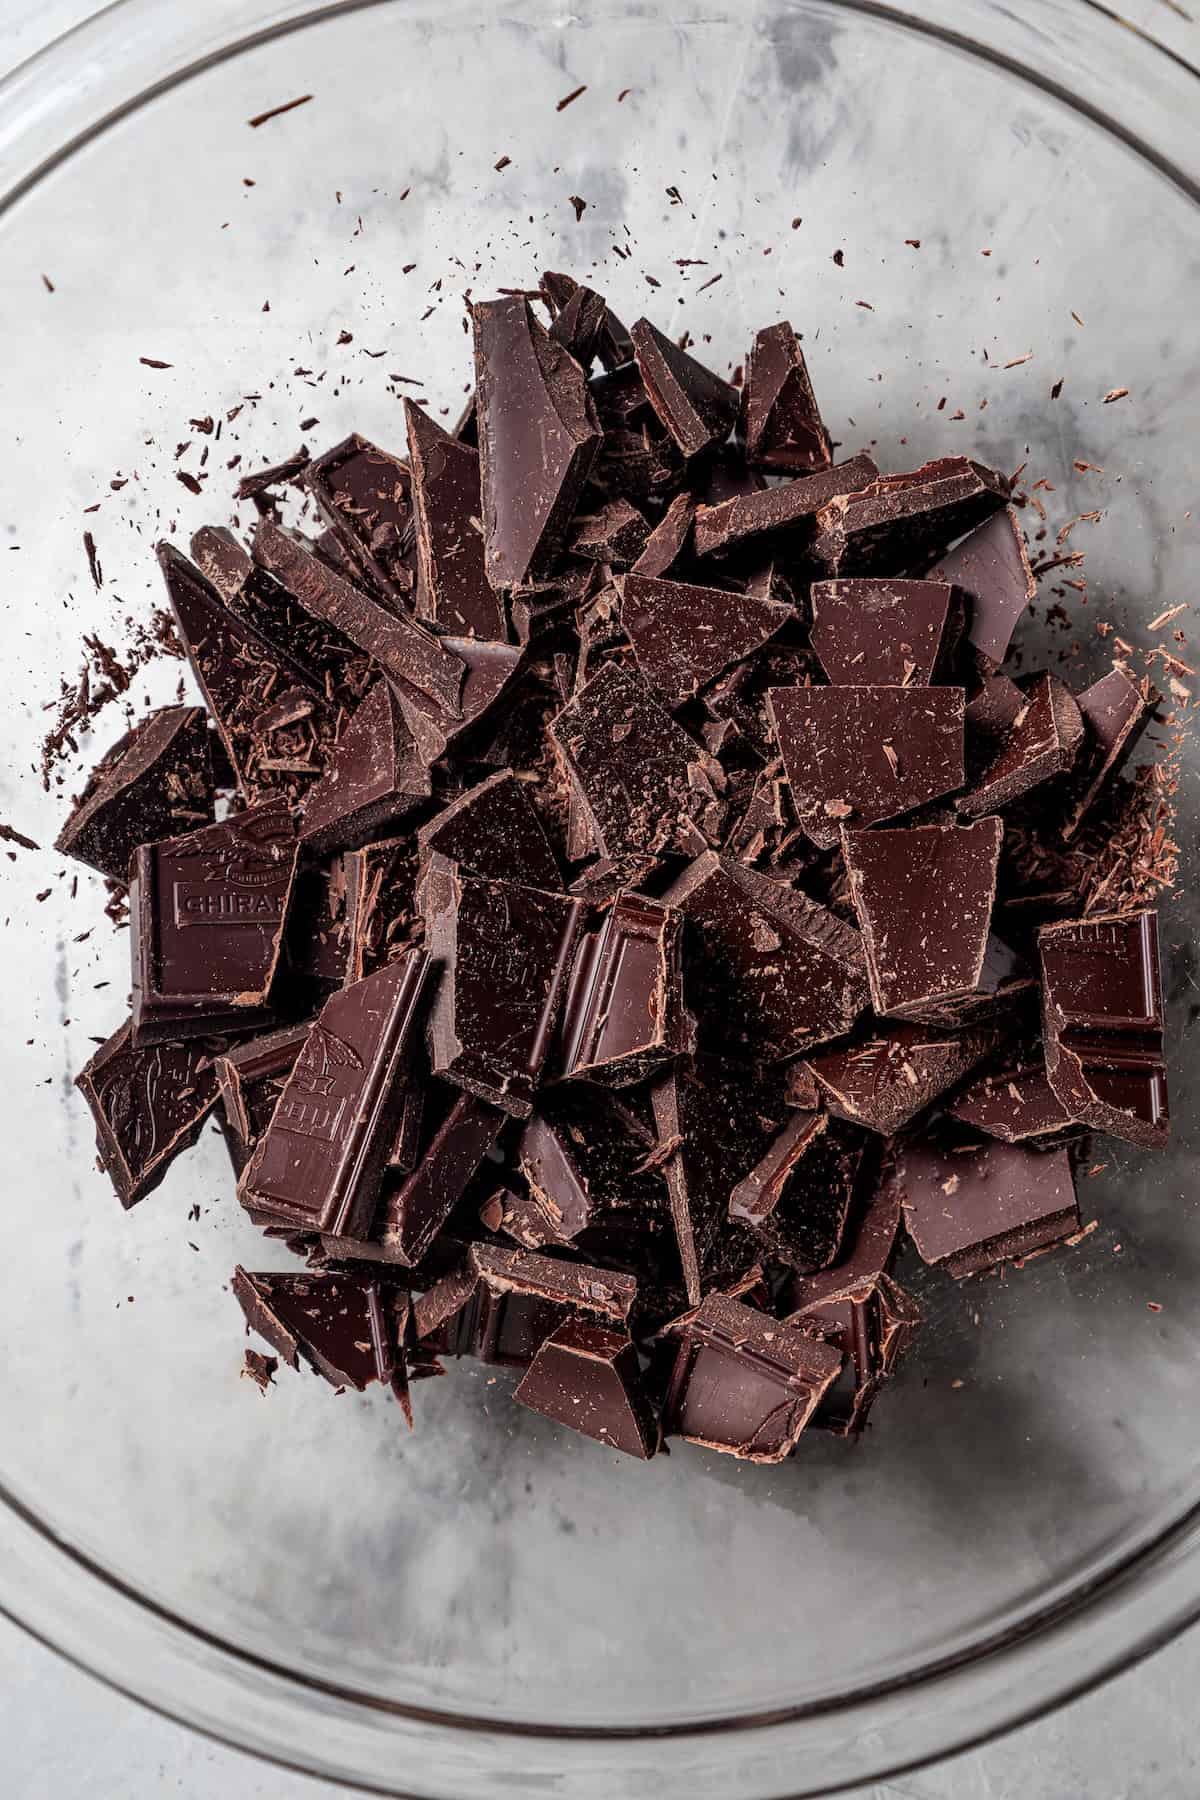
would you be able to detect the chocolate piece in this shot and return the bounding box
[768,684,965,849]
[423,856,585,1116]
[283,856,350,1011]
[959,674,1084,816]
[414,1242,636,1367]
[663,1293,842,1463]
[213,1022,310,1174]
[416,771,560,891]
[631,493,695,578]
[541,270,633,371]
[806,1017,1002,1136]
[397,635,524,765]
[515,1090,665,1246]
[377,1089,506,1264]
[546,283,609,371]
[1039,909,1168,1147]
[730,1112,873,1272]
[252,517,465,718]
[741,320,832,474]
[56,707,214,883]
[342,835,421,982]
[891,1138,1080,1277]
[569,498,649,567]
[233,1268,409,1405]
[548,661,726,862]
[240,950,435,1236]
[75,1022,218,1206]
[809,579,962,686]
[473,295,602,589]
[841,819,1003,1020]
[593,422,686,505]
[558,894,690,1087]
[305,432,415,601]
[514,1319,657,1458]
[811,457,1010,578]
[1060,665,1159,841]
[236,447,311,503]
[661,852,867,1060]
[404,399,507,639]
[964,672,1025,774]
[619,572,791,708]
[947,1042,1076,1142]
[130,801,298,1044]
[926,506,1035,670]
[298,681,430,854]
[692,454,880,561]
[629,317,739,459]
[508,557,600,645]
[787,1270,920,1437]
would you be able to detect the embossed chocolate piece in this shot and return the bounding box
[76,1022,219,1206]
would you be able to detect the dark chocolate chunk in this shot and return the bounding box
[947,1041,1076,1142]
[240,950,435,1237]
[890,1137,1080,1277]
[130,801,299,1045]
[509,557,601,645]
[593,422,686,506]
[806,1017,1003,1136]
[629,317,739,458]
[377,1089,506,1265]
[342,835,421,983]
[236,447,311,502]
[404,399,507,640]
[298,681,430,854]
[568,498,649,567]
[558,894,690,1087]
[741,320,832,474]
[305,432,415,601]
[514,1319,657,1458]
[768,684,965,848]
[692,454,880,561]
[730,1112,874,1273]
[541,269,633,371]
[1060,665,1159,841]
[283,855,350,1012]
[964,671,1026,775]
[619,572,791,709]
[630,491,695,577]
[787,1254,920,1437]
[473,295,602,589]
[811,457,1010,578]
[841,819,1003,1020]
[926,505,1035,670]
[663,1293,843,1463]
[75,1021,218,1206]
[515,1089,666,1247]
[416,771,560,891]
[414,1242,636,1367]
[1039,908,1168,1147]
[55,706,214,883]
[233,1268,410,1406]
[959,673,1084,816]
[423,856,585,1117]
[213,1022,310,1174]
[396,635,524,765]
[809,579,962,686]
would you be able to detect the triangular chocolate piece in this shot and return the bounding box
[305,432,416,601]
[811,457,1010,577]
[631,491,694,577]
[541,269,633,371]
[806,1017,1004,1135]
[299,681,431,854]
[76,1021,218,1207]
[397,635,524,765]
[619,572,791,708]
[416,770,561,890]
[947,1040,1076,1142]
[730,1112,873,1273]
[927,505,1035,670]
[514,1318,658,1458]
[809,578,962,685]
[742,320,832,473]
[959,673,1084,815]
[404,399,507,640]
[569,498,649,567]
[55,706,214,882]
[1060,664,1159,841]
[629,317,739,458]
[233,1268,410,1407]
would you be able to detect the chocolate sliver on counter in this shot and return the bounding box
[811,456,1010,578]
[422,856,585,1117]
[557,894,690,1087]
[416,770,560,891]
[947,1042,1077,1142]
[514,1318,658,1459]
[959,673,1084,816]
[631,492,695,577]
[413,1242,636,1368]
[404,398,507,640]
[767,683,966,849]
[926,505,1035,671]
[396,635,524,765]
[473,295,602,590]
[841,819,1003,1020]
[214,1022,311,1175]
[76,1023,218,1207]
[805,1017,1003,1136]
[663,1293,843,1463]
[129,800,299,1046]
[1059,664,1159,842]
[55,706,214,883]
[569,497,650,567]
[692,454,880,561]
[629,316,739,459]
[1039,908,1168,1148]
[305,431,415,602]
[233,1268,410,1406]
[240,949,435,1238]
[809,578,962,686]
[376,1089,506,1265]
[729,1110,873,1273]
[891,1137,1080,1278]
[342,836,421,984]
[741,319,833,475]
[298,681,430,854]
[619,571,792,708]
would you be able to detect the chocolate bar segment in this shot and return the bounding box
[55,707,214,883]
[619,572,791,708]
[558,894,690,1087]
[891,1137,1080,1277]
[959,674,1084,816]
[76,1022,218,1206]
[414,1242,636,1367]
[404,399,507,639]
[514,1319,658,1458]
[787,1257,920,1438]
[741,320,832,474]
[569,498,649,568]
[299,681,431,854]
[926,506,1035,670]
[947,1041,1076,1142]
[1060,665,1159,841]
[377,1089,506,1265]
[629,317,739,459]
[809,579,962,686]
[213,1022,310,1174]
[805,1018,1003,1136]
[396,635,524,766]
[811,456,1010,577]
[693,455,879,561]
[730,1112,873,1273]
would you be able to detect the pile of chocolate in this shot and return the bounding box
[65,275,1170,1464]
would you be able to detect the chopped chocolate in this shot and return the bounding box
[305,432,415,600]
[629,317,739,458]
[76,1021,218,1206]
[298,681,430,853]
[541,269,633,372]
[730,1111,874,1272]
[558,894,690,1087]
[890,1137,1080,1277]
[416,771,560,891]
[631,491,695,577]
[233,1268,410,1405]
[811,457,1010,578]
[619,572,791,708]
[926,506,1035,670]
[741,320,832,474]
[515,1089,666,1248]
[693,454,879,561]
[283,856,350,1011]
[236,446,311,502]
[768,684,965,848]
[569,498,649,567]
[947,1041,1076,1141]
[806,1017,1003,1135]
[213,1022,310,1174]
[809,579,962,686]
[377,1089,506,1264]
[55,706,214,883]
[787,1270,920,1437]
[965,671,1026,774]
[1039,909,1168,1147]
[959,674,1084,816]
[404,399,507,639]
[342,835,421,982]
[396,635,524,765]
[414,1241,636,1366]
[514,1319,657,1457]
[1060,665,1159,841]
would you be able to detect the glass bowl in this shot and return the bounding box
[1,3,1198,1795]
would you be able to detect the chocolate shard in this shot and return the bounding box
[557,894,690,1087]
[305,432,416,601]
[473,295,602,590]
[692,454,880,561]
[55,706,214,883]
[541,269,633,372]
[233,1268,410,1405]
[926,506,1035,670]
[1060,665,1159,841]
[947,1040,1077,1142]
[236,447,311,503]
[376,1088,506,1265]
[890,1137,1080,1278]
[240,950,435,1238]
[965,671,1026,775]
[514,1318,658,1458]
[403,399,507,640]
[282,855,351,1012]
[629,317,739,458]
[730,1111,875,1273]
[130,800,299,1045]
[213,1022,310,1174]
[841,819,1003,1021]
[619,572,792,708]
[631,491,695,577]
[741,320,832,474]
[1039,908,1168,1147]
[569,498,650,567]
[593,422,686,506]
[768,684,965,849]
[75,1021,218,1207]
[416,771,560,891]
[509,557,600,645]
[298,681,430,854]
[661,851,868,1060]
[787,1271,921,1437]
[414,1242,636,1367]
[252,517,465,718]
[809,579,962,686]
[959,673,1085,816]
[548,661,726,862]
[663,1293,843,1463]
[515,1090,666,1247]
[805,1017,1003,1136]
[811,457,1011,578]
[343,836,421,984]
[396,635,524,765]
[422,855,585,1117]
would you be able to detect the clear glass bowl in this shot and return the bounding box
[1,3,1198,1795]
